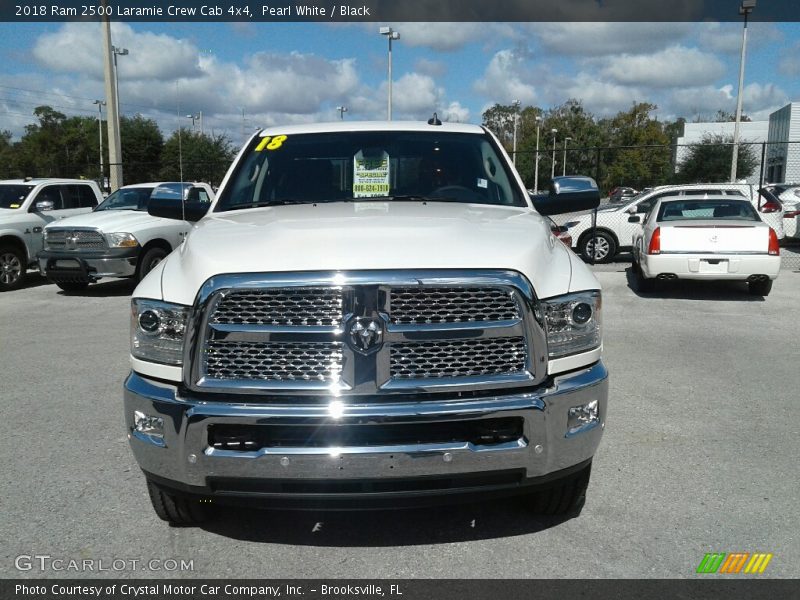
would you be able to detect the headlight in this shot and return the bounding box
[107,232,139,248]
[130,299,189,365]
[542,291,601,358]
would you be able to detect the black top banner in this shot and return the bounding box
[3,0,799,22]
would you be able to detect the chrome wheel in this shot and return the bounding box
[0,251,22,286]
[587,236,610,260]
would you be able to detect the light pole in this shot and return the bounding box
[336,105,348,120]
[379,27,400,120]
[186,112,203,133]
[563,137,572,176]
[533,116,542,193]
[111,45,128,113]
[511,99,521,165]
[731,0,755,182]
[550,128,558,180]
[93,100,106,189]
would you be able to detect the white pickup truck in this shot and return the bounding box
[38,182,214,292]
[632,196,781,295]
[0,178,104,292]
[124,120,609,525]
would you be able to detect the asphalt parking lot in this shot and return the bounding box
[1,265,798,579]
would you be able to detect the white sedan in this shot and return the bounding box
[632,196,781,296]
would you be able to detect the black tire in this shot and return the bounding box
[146,480,212,526]
[55,281,89,293]
[748,279,772,297]
[579,231,617,263]
[0,245,27,292]
[137,247,168,282]
[634,262,656,293]
[529,462,592,516]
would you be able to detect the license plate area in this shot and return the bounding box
[699,259,729,273]
[54,259,81,269]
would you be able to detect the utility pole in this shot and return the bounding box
[550,129,558,180]
[93,100,106,190]
[102,15,123,191]
[731,0,756,182]
[512,99,521,165]
[380,27,400,120]
[534,116,542,193]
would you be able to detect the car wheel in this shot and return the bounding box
[580,231,616,263]
[146,480,212,526]
[137,247,168,282]
[634,262,656,293]
[55,281,89,293]
[748,279,772,297]
[0,246,26,292]
[529,462,592,516]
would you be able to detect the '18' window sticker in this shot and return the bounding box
[255,135,288,152]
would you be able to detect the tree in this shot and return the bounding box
[0,130,14,179]
[676,133,759,183]
[159,128,235,186]
[120,115,164,184]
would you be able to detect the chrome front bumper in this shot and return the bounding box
[124,361,607,499]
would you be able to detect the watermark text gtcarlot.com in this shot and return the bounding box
[14,554,194,572]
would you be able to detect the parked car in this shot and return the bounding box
[125,120,608,525]
[0,178,103,291]
[609,186,637,203]
[760,183,800,240]
[38,182,214,292]
[561,183,784,263]
[631,196,780,295]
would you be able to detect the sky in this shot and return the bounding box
[0,20,798,145]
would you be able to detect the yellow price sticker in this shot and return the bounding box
[255,134,288,152]
[10,203,20,208]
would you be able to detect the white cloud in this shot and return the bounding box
[381,73,442,118]
[441,101,470,123]
[414,57,446,78]
[530,22,694,56]
[599,46,725,88]
[374,23,517,52]
[696,22,784,54]
[473,50,536,105]
[666,82,788,121]
[778,43,800,77]
[554,73,644,117]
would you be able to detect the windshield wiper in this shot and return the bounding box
[342,195,461,203]
[230,199,316,209]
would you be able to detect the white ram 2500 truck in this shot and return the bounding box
[124,120,608,524]
[39,182,215,292]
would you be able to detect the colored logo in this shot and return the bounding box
[696,552,773,574]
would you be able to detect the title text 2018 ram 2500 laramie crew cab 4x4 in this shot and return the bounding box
[124,120,608,524]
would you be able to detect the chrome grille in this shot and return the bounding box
[390,337,526,379]
[390,287,519,324]
[45,229,106,249]
[210,288,343,326]
[205,341,343,382]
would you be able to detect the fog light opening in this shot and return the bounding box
[133,410,164,438]
[566,400,599,436]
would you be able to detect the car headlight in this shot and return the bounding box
[542,291,601,358]
[131,299,189,365]
[107,232,139,248]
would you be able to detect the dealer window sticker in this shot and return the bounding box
[353,150,390,198]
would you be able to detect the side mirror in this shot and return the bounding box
[148,197,210,222]
[627,215,641,223]
[35,199,55,212]
[531,176,601,216]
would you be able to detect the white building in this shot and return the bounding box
[765,102,800,184]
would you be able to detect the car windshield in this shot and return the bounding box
[0,184,34,209]
[215,130,526,211]
[95,187,153,211]
[657,199,758,221]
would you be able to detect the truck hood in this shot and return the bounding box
[153,202,592,305]
[44,210,167,231]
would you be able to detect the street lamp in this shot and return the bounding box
[563,137,572,176]
[336,105,348,120]
[379,27,400,120]
[533,116,542,193]
[111,45,128,113]
[731,0,755,182]
[512,99,521,165]
[93,100,106,189]
[186,112,203,133]
[550,128,558,180]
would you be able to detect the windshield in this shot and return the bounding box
[0,184,35,209]
[657,199,758,222]
[216,130,526,211]
[95,187,153,211]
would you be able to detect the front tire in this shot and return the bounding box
[55,281,89,293]
[529,462,592,516]
[579,231,617,263]
[748,279,772,296]
[0,246,26,292]
[146,480,212,526]
[137,247,168,282]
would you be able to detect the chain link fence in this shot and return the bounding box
[513,140,800,270]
